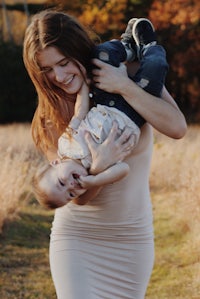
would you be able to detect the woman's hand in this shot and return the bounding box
[85,122,134,175]
[92,58,128,94]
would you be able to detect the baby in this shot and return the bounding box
[59,17,168,168]
[32,18,168,209]
[32,155,129,209]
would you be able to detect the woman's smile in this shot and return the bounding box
[64,75,75,86]
[37,46,85,94]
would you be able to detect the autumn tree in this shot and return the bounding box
[50,0,127,40]
[148,0,200,122]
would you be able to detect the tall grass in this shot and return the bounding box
[150,126,200,297]
[0,124,44,231]
[151,125,200,236]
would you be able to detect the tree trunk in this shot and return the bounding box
[1,0,13,42]
[23,0,30,26]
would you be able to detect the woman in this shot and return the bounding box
[23,10,187,299]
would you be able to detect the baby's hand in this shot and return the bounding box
[78,175,97,189]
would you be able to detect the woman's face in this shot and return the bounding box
[37,46,86,94]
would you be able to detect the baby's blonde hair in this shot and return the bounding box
[32,163,62,209]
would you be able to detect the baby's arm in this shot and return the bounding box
[69,81,90,130]
[79,162,129,189]
[72,186,102,205]
[72,162,129,205]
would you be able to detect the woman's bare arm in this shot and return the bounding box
[92,59,187,139]
[72,186,102,205]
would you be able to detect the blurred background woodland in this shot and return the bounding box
[0,0,199,124]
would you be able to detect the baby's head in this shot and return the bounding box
[32,159,88,209]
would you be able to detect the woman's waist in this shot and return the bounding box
[51,218,153,243]
[51,204,153,241]
[56,185,152,221]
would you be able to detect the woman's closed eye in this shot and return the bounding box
[40,67,52,74]
[40,59,69,74]
[60,59,69,67]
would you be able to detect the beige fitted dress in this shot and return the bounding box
[49,124,154,299]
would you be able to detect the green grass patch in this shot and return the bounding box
[0,200,56,299]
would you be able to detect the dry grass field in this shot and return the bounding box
[0,123,200,298]
[0,124,44,230]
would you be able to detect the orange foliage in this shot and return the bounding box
[148,0,200,122]
[78,0,127,38]
[149,0,200,29]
